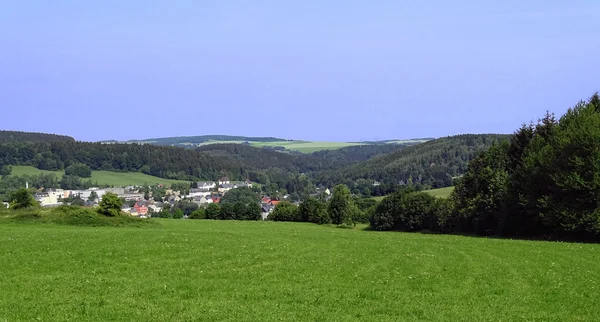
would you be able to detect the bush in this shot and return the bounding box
[97,192,123,217]
[270,201,300,222]
[189,208,206,219]
[9,205,151,227]
[9,188,37,209]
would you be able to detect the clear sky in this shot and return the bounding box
[1,1,599,142]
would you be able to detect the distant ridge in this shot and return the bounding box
[100,134,433,153]
[0,130,75,143]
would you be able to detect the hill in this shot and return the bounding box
[10,166,186,186]
[1,219,597,321]
[0,130,75,143]
[313,134,510,192]
[0,141,248,181]
[196,143,408,172]
[103,135,431,153]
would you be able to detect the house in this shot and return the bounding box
[373,181,381,187]
[2,202,9,209]
[132,201,148,215]
[34,192,61,207]
[218,183,235,193]
[261,203,274,220]
[218,177,230,185]
[121,205,133,214]
[196,181,216,191]
[324,188,331,195]
[148,204,162,213]
[189,189,211,198]
[270,199,280,206]
[211,195,221,203]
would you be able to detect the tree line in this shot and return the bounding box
[370,94,600,242]
[0,130,75,144]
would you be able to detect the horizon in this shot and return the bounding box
[1,1,599,142]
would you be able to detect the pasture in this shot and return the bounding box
[372,186,455,201]
[10,166,186,187]
[0,219,598,321]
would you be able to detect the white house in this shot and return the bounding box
[196,181,216,191]
[218,177,230,185]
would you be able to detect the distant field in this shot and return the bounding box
[372,186,455,201]
[0,219,598,321]
[10,166,186,187]
[106,136,433,153]
[425,186,455,198]
[251,141,365,153]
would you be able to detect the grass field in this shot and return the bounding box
[10,166,186,187]
[372,186,455,201]
[0,219,598,321]
[250,141,365,153]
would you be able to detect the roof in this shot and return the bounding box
[270,200,280,206]
[220,184,235,189]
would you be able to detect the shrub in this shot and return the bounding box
[97,192,123,217]
[9,188,37,209]
[270,201,300,222]
[189,208,206,219]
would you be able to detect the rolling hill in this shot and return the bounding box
[11,166,186,186]
[102,135,432,153]
[0,130,75,143]
[313,134,511,189]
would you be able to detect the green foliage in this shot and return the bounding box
[97,192,123,217]
[0,165,12,176]
[172,208,184,219]
[327,184,353,225]
[189,208,206,219]
[205,203,221,220]
[269,201,300,222]
[172,200,199,216]
[65,163,92,178]
[4,205,150,227]
[88,191,98,202]
[0,130,74,143]
[9,188,37,209]
[220,187,259,205]
[298,197,329,224]
[451,94,600,240]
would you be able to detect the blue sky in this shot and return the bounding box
[1,1,599,142]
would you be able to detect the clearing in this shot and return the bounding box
[9,166,186,187]
[0,219,598,321]
[372,186,455,201]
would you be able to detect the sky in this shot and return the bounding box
[1,1,599,142]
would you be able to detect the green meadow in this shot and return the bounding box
[250,141,365,153]
[373,186,455,201]
[1,218,598,321]
[10,166,186,187]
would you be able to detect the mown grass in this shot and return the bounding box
[372,186,455,201]
[250,141,365,153]
[10,166,186,187]
[0,219,598,321]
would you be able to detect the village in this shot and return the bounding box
[31,177,332,220]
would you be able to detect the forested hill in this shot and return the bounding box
[196,144,320,171]
[0,141,248,181]
[0,130,75,143]
[196,143,407,172]
[313,134,511,191]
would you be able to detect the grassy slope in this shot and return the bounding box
[372,186,455,201]
[10,166,186,187]
[0,220,598,321]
